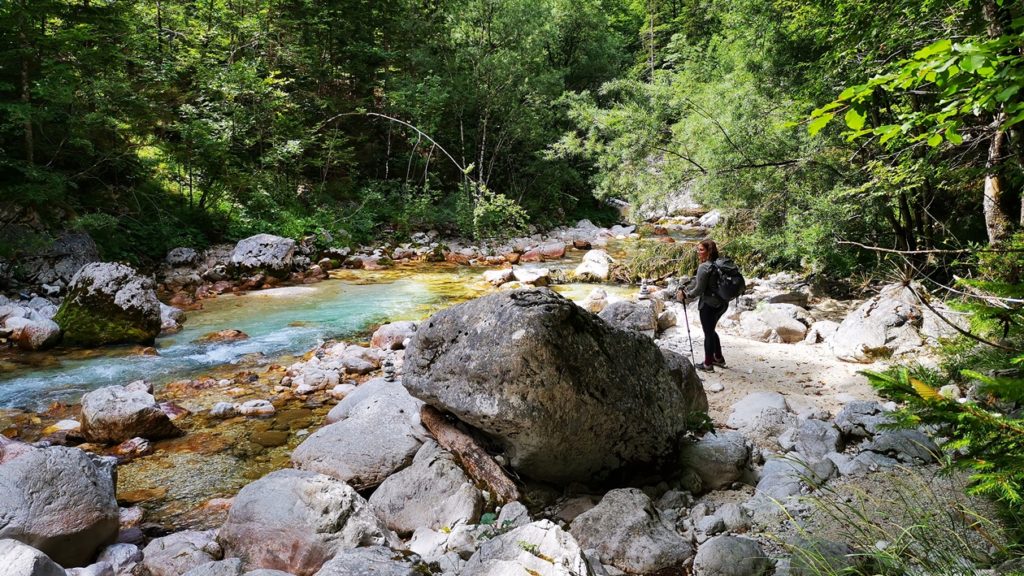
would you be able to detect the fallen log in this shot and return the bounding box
[420,404,521,505]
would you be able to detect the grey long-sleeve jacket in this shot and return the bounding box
[684,261,724,310]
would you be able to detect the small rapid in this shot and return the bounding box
[0,270,488,411]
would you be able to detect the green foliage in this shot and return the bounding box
[808,1,1024,248]
[612,241,695,283]
[472,191,530,240]
[0,0,635,255]
[811,28,1024,148]
[858,235,1024,514]
[553,0,887,282]
[862,357,1024,506]
[74,205,211,266]
[786,465,1021,575]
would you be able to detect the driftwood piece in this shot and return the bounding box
[420,404,521,504]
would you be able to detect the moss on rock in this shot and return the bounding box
[54,262,162,346]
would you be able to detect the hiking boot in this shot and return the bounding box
[712,356,727,368]
[696,362,714,372]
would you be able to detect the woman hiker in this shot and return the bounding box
[682,239,727,372]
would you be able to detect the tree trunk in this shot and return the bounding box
[19,20,33,165]
[984,116,1013,245]
[647,0,656,80]
[419,405,520,505]
[982,0,1015,244]
[156,0,163,60]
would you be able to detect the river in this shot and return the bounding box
[0,240,676,530]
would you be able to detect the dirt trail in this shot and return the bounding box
[658,302,885,425]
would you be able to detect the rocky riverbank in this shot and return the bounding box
[2,280,1018,575]
[1,220,645,352]
[2,219,1018,576]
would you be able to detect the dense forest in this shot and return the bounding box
[2,0,1023,271]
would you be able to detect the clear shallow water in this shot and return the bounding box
[0,233,694,412]
[0,270,488,411]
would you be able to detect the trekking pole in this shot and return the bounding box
[681,297,696,367]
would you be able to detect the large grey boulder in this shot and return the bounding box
[292,380,426,490]
[826,451,899,476]
[755,456,836,500]
[19,231,100,288]
[570,488,693,574]
[727,392,797,446]
[312,547,422,576]
[0,539,67,576]
[95,544,142,575]
[166,247,200,267]
[864,429,939,464]
[368,442,483,536]
[159,303,186,335]
[573,250,614,282]
[804,320,839,344]
[217,469,397,576]
[323,378,420,425]
[735,304,810,343]
[79,382,182,443]
[0,447,118,567]
[403,289,708,484]
[462,520,589,576]
[142,531,221,576]
[598,300,658,336]
[370,321,417,350]
[727,392,789,430]
[230,234,296,277]
[693,535,770,576]
[53,262,161,346]
[678,430,751,492]
[787,419,842,460]
[142,528,222,573]
[831,283,960,363]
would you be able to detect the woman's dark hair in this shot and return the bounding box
[699,239,719,261]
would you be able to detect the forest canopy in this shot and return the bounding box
[2,0,1023,278]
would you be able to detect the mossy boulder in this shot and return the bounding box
[54,262,162,346]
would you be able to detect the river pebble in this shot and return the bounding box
[238,400,275,417]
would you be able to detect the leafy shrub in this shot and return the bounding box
[471,191,529,240]
[861,366,1024,508]
[611,241,695,284]
[860,236,1024,519]
[74,207,208,266]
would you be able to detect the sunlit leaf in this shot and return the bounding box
[844,108,866,131]
[808,112,834,136]
[961,53,986,73]
[878,125,902,144]
[910,378,942,401]
[914,39,952,59]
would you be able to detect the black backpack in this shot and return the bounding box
[712,257,745,302]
